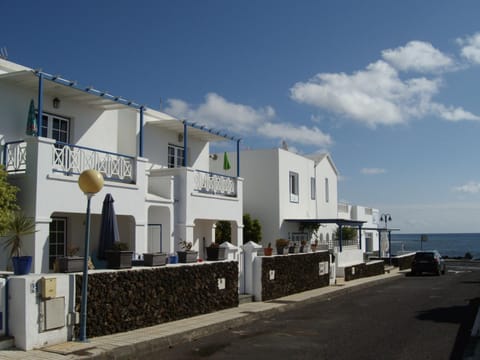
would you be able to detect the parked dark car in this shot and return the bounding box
[411,250,446,275]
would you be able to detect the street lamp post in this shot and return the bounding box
[78,169,104,342]
[380,213,392,260]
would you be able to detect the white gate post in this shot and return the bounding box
[241,241,262,295]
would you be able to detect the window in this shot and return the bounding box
[310,177,316,200]
[291,232,308,244]
[39,112,70,143]
[289,171,299,203]
[325,177,329,203]
[168,144,184,168]
[49,217,67,269]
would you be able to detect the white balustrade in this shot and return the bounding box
[193,170,236,196]
[52,144,134,182]
[4,141,27,173]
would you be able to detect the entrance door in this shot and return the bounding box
[148,224,162,253]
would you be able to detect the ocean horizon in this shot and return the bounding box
[390,232,480,259]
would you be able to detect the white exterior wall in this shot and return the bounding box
[8,274,71,351]
[235,149,279,246]
[238,148,339,247]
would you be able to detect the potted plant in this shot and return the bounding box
[275,238,289,255]
[57,245,84,273]
[105,242,133,269]
[177,240,198,263]
[206,241,225,261]
[288,241,300,254]
[263,242,273,256]
[2,212,37,275]
[300,240,308,253]
[143,252,167,266]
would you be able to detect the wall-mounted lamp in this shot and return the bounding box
[53,97,60,109]
[178,133,183,142]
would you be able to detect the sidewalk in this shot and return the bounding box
[0,269,406,360]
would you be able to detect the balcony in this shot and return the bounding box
[3,139,136,184]
[148,167,238,199]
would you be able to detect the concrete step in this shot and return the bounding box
[0,336,14,350]
[239,294,254,304]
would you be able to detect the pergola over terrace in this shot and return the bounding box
[285,218,366,252]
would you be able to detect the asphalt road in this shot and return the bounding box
[157,267,480,360]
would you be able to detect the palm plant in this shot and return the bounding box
[3,212,37,258]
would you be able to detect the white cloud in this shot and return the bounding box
[165,93,275,134]
[458,33,480,64]
[165,93,333,149]
[431,104,480,121]
[382,41,455,73]
[290,41,479,126]
[257,122,333,147]
[453,181,480,194]
[361,168,386,175]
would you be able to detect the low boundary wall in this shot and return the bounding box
[344,260,385,281]
[74,261,238,338]
[253,251,330,301]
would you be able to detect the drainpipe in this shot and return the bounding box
[139,106,144,157]
[5,278,8,336]
[358,225,362,250]
[37,73,44,136]
[339,224,343,252]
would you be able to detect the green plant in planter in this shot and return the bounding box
[263,242,273,256]
[3,212,37,275]
[178,239,197,263]
[275,238,289,255]
[206,241,225,261]
[106,242,132,269]
[110,242,130,251]
[178,239,193,251]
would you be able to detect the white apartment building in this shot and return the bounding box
[0,58,243,273]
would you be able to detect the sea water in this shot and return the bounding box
[390,233,480,259]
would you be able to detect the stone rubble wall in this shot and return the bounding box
[75,261,238,338]
[260,252,330,301]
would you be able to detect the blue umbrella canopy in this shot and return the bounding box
[26,99,38,136]
[98,193,120,260]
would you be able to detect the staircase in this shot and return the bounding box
[0,336,14,350]
[238,294,254,304]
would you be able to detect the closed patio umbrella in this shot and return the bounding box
[98,193,120,260]
[223,152,231,171]
[26,99,38,136]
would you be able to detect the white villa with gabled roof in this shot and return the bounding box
[0,58,243,273]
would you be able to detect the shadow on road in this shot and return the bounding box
[416,297,480,360]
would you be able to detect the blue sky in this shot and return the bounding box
[3,0,480,233]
